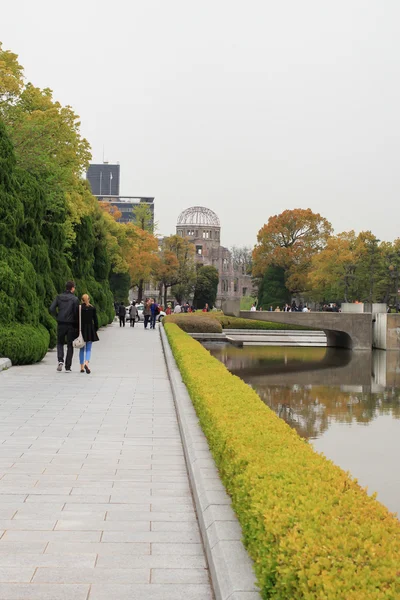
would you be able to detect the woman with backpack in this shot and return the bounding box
[79,294,99,374]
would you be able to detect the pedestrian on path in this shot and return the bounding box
[150,298,159,329]
[79,294,99,374]
[129,301,137,327]
[118,302,126,327]
[50,280,79,372]
[143,298,152,328]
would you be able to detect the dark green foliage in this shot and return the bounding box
[109,271,131,304]
[216,315,310,330]
[257,265,291,309]
[0,324,49,365]
[0,119,115,363]
[193,265,219,309]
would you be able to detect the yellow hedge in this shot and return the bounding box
[165,323,400,600]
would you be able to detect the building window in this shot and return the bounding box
[222,279,228,293]
[209,230,213,239]
[234,278,238,293]
[222,258,228,271]
[242,287,247,297]
[177,229,183,236]
[187,230,195,236]
[195,230,198,238]
[196,245,203,256]
[203,231,209,239]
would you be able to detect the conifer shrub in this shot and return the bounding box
[216,315,309,330]
[165,322,400,599]
[0,324,49,365]
[164,314,223,333]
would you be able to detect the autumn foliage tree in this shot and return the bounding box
[253,208,333,294]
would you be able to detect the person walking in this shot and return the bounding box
[50,280,79,372]
[174,302,182,314]
[150,298,159,329]
[118,302,126,327]
[79,294,99,374]
[143,298,152,329]
[129,301,137,327]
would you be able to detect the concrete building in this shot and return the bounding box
[96,196,155,226]
[176,206,254,306]
[87,163,120,196]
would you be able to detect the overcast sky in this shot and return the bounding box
[2,1,400,247]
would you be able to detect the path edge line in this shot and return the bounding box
[160,324,261,600]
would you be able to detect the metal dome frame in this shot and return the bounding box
[177,206,221,228]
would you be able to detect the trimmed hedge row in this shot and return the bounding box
[163,314,223,333]
[165,322,400,600]
[164,313,308,333]
[215,315,310,331]
[0,324,50,365]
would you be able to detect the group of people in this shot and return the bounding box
[251,301,311,312]
[50,281,99,373]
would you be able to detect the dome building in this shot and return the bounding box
[176,206,253,306]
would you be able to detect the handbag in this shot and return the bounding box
[73,305,86,349]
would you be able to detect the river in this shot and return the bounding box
[203,343,400,517]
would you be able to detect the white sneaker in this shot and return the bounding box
[57,363,63,372]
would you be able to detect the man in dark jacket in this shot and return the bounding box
[50,281,79,372]
[118,303,126,327]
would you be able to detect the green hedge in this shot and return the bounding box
[215,315,310,330]
[163,314,223,333]
[0,324,50,365]
[165,322,400,599]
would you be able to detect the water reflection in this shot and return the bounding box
[205,343,400,514]
[203,344,400,440]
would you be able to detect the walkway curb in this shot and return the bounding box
[0,357,12,372]
[160,325,261,600]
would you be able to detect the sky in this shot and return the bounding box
[2,1,400,248]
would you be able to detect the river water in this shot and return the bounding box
[204,343,400,517]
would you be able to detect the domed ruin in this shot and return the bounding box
[176,206,253,306]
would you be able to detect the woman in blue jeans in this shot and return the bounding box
[79,294,99,374]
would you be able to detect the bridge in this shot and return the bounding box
[221,300,400,350]
[240,310,372,350]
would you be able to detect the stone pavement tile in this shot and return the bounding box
[0,553,96,568]
[151,543,205,555]
[55,519,150,532]
[97,554,207,569]
[151,568,209,584]
[102,530,201,543]
[63,503,151,512]
[45,541,150,555]
[33,567,150,583]
[89,583,213,600]
[0,583,89,599]
[0,542,47,554]
[2,530,101,542]
[106,510,196,522]
[0,567,35,582]
[0,520,56,530]
[151,521,201,533]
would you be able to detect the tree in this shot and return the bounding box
[125,224,158,302]
[162,235,196,303]
[231,246,253,275]
[133,203,154,232]
[308,232,359,302]
[253,208,333,294]
[153,246,180,306]
[193,266,219,309]
[257,266,290,309]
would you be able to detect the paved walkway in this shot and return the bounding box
[0,322,213,599]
